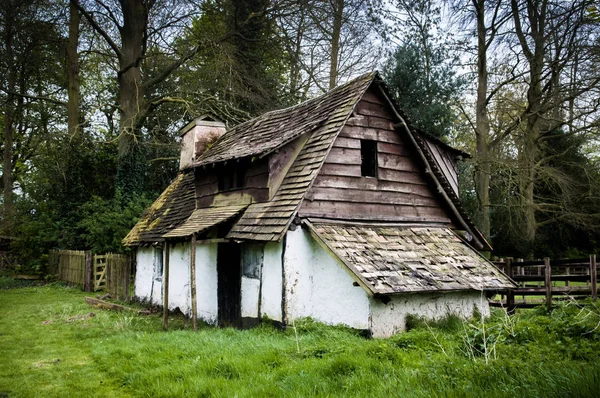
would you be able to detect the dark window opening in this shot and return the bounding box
[360,140,378,177]
[154,247,164,280]
[218,167,247,191]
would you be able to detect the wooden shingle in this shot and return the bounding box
[123,172,195,246]
[306,221,515,295]
[162,205,248,239]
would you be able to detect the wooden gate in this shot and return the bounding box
[94,253,131,300]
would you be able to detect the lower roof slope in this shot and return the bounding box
[123,172,195,246]
[306,221,514,295]
[163,205,248,239]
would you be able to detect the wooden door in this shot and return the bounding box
[217,243,242,327]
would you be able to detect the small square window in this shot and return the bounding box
[360,140,378,178]
[218,167,246,191]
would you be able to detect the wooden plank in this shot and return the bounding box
[513,286,593,295]
[378,153,421,173]
[319,163,362,177]
[360,89,385,105]
[425,139,459,196]
[85,297,149,314]
[368,115,394,130]
[378,168,427,184]
[312,175,431,191]
[591,254,597,301]
[190,234,198,331]
[512,274,589,282]
[339,126,402,144]
[332,136,361,149]
[346,115,369,127]
[506,258,515,314]
[307,187,440,207]
[324,147,361,164]
[356,100,394,119]
[299,201,451,223]
[84,252,92,292]
[545,257,552,310]
[377,142,410,156]
[339,125,378,140]
[163,243,170,330]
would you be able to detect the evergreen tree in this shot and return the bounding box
[384,42,465,139]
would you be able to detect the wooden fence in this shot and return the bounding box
[49,250,132,300]
[491,255,598,311]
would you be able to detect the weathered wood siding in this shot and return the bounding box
[422,137,459,197]
[195,160,270,208]
[300,88,453,225]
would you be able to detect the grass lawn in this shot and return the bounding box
[1,278,600,397]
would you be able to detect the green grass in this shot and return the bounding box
[1,280,600,397]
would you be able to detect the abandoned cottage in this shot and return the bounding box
[123,72,514,337]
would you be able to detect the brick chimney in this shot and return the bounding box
[179,116,226,170]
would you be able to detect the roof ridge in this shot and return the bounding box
[195,71,377,167]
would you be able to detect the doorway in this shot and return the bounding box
[217,243,242,327]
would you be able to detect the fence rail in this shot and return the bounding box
[49,250,131,300]
[491,255,598,311]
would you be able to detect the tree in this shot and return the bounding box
[276,0,382,93]
[0,0,66,233]
[384,0,465,139]
[507,0,600,254]
[177,0,290,117]
[72,0,204,197]
[450,0,512,241]
[384,42,465,139]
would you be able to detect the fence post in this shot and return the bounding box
[84,251,93,292]
[590,254,597,301]
[190,234,198,332]
[125,255,131,301]
[163,243,170,331]
[545,257,552,310]
[506,258,515,314]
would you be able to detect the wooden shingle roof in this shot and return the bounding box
[163,205,248,239]
[306,221,514,295]
[195,73,375,167]
[122,172,195,246]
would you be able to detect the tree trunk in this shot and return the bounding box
[512,0,547,256]
[474,0,491,241]
[2,9,16,231]
[66,1,80,137]
[329,0,344,90]
[116,0,148,197]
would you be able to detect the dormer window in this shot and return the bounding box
[360,139,378,178]
[218,167,246,191]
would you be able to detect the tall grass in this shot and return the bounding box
[1,282,599,397]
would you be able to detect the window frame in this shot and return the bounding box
[153,247,164,281]
[360,139,378,178]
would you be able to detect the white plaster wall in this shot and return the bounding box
[261,242,283,321]
[194,243,218,324]
[241,277,260,318]
[370,291,490,338]
[167,243,191,314]
[284,228,370,329]
[134,247,155,301]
